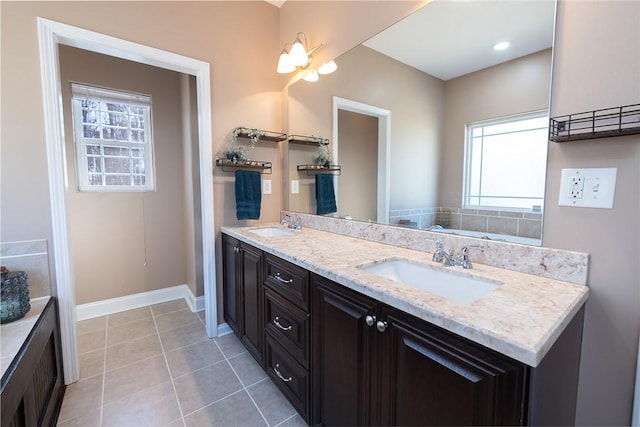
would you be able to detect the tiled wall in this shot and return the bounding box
[0,240,52,298]
[390,206,543,240]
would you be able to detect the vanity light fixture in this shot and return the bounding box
[277,32,337,81]
[493,41,511,51]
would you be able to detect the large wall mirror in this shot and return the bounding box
[287,0,556,246]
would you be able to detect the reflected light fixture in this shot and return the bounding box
[493,41,510,51]
[277,32,337,82]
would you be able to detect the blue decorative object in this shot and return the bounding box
[235,170,262,220]
[316,173,337,215]
[1,269,31,324]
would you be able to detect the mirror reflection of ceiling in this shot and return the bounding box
[363,0,555,81]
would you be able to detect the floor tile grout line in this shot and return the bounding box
[150,306,188,427]
[274,412,300,427]
[179,388,247,419]
[217,340,272,427]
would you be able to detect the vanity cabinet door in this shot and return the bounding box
[311,274,378,427]
[222,233,264,366]
[222,234,241,335]
[378,306,529,426]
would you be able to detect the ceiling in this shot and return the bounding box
[363,0,555,81]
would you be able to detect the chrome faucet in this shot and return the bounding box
[280,214,301,230]
[432,242,475,269]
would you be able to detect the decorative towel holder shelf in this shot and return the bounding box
[289,135,330,146]
[235,128,287,143]
[216,158,272,174]
[297,164,341,176]
[549,103,640,142]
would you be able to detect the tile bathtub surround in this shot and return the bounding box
[283,211,587,285]
[223,225,589,367]
[58,299,306,427]
[0,239,52,298]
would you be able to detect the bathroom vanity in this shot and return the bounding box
[221,225,588,426]
[0,297,65,426]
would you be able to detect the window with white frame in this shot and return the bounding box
[464,112,548,210]
[71,83,154,192]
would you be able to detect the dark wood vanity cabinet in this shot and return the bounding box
[222,234,264,366]
[263,254,312,423]
[1,298,65,427]
[311,274,529,426]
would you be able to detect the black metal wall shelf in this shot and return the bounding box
[289,135,330,146]
[235,128,287,142]
[297,164,341,176]
[549,104,640,142]
[216,158,272,174]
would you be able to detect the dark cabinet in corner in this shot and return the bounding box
[312,274,529,426]
[1,298,66,426]
[222,234,264,366]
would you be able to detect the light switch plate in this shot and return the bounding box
[263,179,272,195]
[559,168,617,208]
[291,180,299,194]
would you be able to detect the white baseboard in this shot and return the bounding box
[76,284,203,321]
[217,322,233,336]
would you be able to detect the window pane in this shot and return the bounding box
[103,146,129,156]
[105,175,131,186]
[131,130,145,142]
[87,157,102,173]
[104,158,130,173]
[86,145,100,155]
[466,114,547,210]
[131,148,144,158]
[87,174,102,186]
[83,125,100,139]
[133,176,146,186]
[115,128,129,141]
[132,159,145,174]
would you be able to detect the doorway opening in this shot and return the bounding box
[38,18,216,384]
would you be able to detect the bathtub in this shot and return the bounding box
[426,227,542,246]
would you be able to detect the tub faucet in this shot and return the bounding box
[281,214,301,230]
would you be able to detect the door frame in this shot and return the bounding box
[37,18,217,383]
[332,96,391,224]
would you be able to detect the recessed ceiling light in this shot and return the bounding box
[493,41,510,51]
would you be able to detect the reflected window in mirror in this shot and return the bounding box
[464,112,548,211]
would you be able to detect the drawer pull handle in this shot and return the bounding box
[273,316,292,331]
[274,273,293,285]
[365,315,376,326]
[376,320,388,333]
[274,363,292,382]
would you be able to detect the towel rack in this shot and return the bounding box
[549,103,640,142]
[297,164,341,176]
[216,158,272,174]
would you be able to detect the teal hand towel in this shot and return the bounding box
[235,170,262,220]
[315,173,337,215]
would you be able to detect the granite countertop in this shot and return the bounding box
[222,224,589,367]
[1,297,50,379]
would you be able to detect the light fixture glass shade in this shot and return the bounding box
[303,70,319,82]
[493,41,510,51]
[289,36,309,67]
[317,60,337,75]
[277,49,296,73]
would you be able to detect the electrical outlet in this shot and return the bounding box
[291,180,299,194]
[559,168,617,208]
[570,176,584,199]
[263,179,272,195]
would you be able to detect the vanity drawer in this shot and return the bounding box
[264,254,309,311]
[264,287,310,368]
[265,335,310,423]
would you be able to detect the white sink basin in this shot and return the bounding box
[358,258,499,304]
[249,227,298,237]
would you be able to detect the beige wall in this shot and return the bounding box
[337,110,378,221]
[59,46,191,305]
[0,1,281,319]
[440,49,552,207]
[544,1,639,424]
[288,45,444,214]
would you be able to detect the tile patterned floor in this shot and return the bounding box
[57,299,308,427]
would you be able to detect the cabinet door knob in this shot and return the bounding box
[274,363,292,382]
[376,320,388,333]
[273,272,293,284]
[273,316,292,331]
[365,315,376,326]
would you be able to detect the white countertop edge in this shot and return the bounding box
[221,225,589,367]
